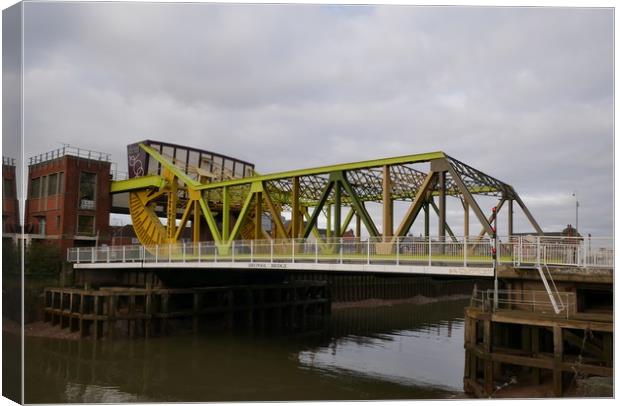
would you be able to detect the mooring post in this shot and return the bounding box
[162,293,170,334]
[553,325,563,396]
[532,326,541,384]
[145,287,152,339]
[483,319,493,395]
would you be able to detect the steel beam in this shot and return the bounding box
[228,185,259,243]
[174,200,194,241]
[336,171,380,237]
[341,208,355,236]
[262,186,287,239]
[303,181,334,238]
[254,191,262,239]
[446,162,494,236]
[513,193,544,235]
[334,182,342,238]
[438,171,446,241]
[193,201,200,244]
[222,186,230,240]
[291,176,301,238]
[423,202,429,238]
[430,200,458,241]
[382,165,393,240]
[463,199,470,238]
[395,171,436,237]
[429,199,458,242]
[110,175,165,194]
[195,151,446,191]
[508,199,513,237]
[197,198,222,245]
[476,198,506,238]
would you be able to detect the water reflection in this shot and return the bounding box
[299,321,464,391]
[25,299,469,403]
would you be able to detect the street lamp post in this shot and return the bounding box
[572,192,579,235]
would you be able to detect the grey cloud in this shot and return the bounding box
[19,3,613,236]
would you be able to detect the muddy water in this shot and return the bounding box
[24,299,468,403]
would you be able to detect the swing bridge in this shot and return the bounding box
[67,140,613,278]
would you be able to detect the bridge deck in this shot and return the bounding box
[69,236,612,277]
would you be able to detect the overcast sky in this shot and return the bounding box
[4,2,614,236]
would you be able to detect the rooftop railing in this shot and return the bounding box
[66,235,613,270]
[28,145,111,166]
[2,156,15,166]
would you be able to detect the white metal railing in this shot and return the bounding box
[66,235,613,269]
[471,288,575,319]
[28,145,111,165]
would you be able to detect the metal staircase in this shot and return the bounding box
[536,263,565,314]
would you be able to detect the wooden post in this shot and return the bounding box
[532,326,541,384]
[162,294,170,335]
[79,293,85,337]
[483,319,493,395]
[109,295,117,339]
[92,295,100,338]
[145,290,152,339]
[553,325,563,396]
[129,295,136,338]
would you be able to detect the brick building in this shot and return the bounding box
[25,146,112,254]
[2,156,20,235]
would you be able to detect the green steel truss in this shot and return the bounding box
[111,142,543,250]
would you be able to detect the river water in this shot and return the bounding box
[24,298,468,403]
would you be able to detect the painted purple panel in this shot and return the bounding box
[127,143,147,178]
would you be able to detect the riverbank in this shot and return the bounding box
[8,293,471,341]
[332,293,470,310]
[4,319,81,340]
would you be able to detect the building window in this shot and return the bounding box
[48,173,58,196]
[30,177,41,198]
[41,175,47,197]
[79,172,97,210]
[2,178,14,198]
[77,215,95,235]
[58,172,64,194]
[38,216,46,235]
[56,215,61,230]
